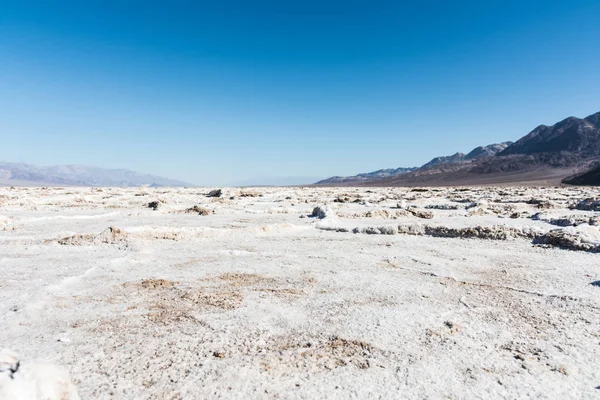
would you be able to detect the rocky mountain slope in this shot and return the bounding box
[418,142,514,170]
[420,152,466,170]
[318,141,513,184]
[0,162,193,187]
[316,167,417,184]
[465,141,513,160]
[499,113,600,156]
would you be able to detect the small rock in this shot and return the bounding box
[409,209,434,219]
[425,204,459,210]
[311,205,335,219]
[334,196,350,203]
[185,205,210,216]
[207,189,222,198]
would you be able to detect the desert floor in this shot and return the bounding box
[1,186,599,399]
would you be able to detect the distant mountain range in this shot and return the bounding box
[0,162,193,187]
[4,111,598,188]
[316,167,417,184]
[316,111,600,186]
[316,142,513,184]
[233,176,325,186]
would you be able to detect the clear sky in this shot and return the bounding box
[1,0,599,185]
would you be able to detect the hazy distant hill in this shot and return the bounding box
[316,167,417,184]
[234,176,325,186]
[315,111,600,186]
[420,152,466,170]
[317,142,512,184]
[465,142,513,160]
[417,142,514,170]
[0,162,193,187]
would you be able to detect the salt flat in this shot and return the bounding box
[1,186,599,399]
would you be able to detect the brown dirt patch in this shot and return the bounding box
[254,335,383,371]
[135,278,178,290]
[218,272,273,286]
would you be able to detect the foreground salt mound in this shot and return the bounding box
[319,220,600,252]
[0,349,80,400]
[531,213,600,227]
[337,209,408,219]
[534,224,600,252]
[351,223,538,240]
[56,226,129,249]
[571,197,600,211]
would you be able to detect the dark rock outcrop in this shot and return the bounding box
[562,162,600,186]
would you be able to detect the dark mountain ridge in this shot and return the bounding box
[562,161,600,186]
[499,112,600,157]
[316,111,600,186]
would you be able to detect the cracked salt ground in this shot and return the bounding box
[0,186,599,398]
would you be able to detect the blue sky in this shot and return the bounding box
[1,0,599,185]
